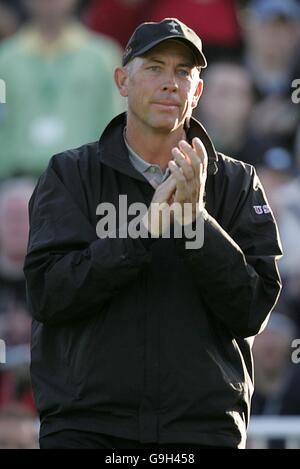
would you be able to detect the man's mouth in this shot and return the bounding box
[152,101,180,108]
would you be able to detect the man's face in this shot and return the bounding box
[246,16,299,63]
[200,64,254,129]
[119,40,203,133]
[24,0,78,20]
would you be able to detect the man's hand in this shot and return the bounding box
[141,137,207,236]
[141,172,177,237]
[168,137,208,225]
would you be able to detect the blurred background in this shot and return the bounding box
[0,0,299,449]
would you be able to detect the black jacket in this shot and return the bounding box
[24,113,282,448]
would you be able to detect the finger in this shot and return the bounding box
[152,173,176,204]
[192,137,208,173]
[149,178,159,189]
[168,160,186,182]
[192,139,208,194]
[164,172,177,189]
[177,150,192,166]
[178,140,200,178]
[168,160,188,200]
[171,147,195,181]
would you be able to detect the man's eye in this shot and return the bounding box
[178,69,190,77]
[148,66,161,72]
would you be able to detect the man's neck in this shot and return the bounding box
[35,18,69,43]
[125,120,187,171]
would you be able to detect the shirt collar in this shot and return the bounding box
[21,22,88,56]
[123,127,171,184]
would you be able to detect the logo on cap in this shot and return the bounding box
[167,21,180,34]
[124,46,132,59]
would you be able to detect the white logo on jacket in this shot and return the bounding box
[253,205,270,215]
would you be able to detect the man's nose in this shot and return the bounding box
[161,72,178,92]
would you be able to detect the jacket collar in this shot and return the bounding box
[97,112,218,181]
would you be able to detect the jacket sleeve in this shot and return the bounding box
[175,164,283,339]
[24,157,153,326]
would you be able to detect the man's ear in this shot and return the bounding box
[114,67,129,98]
[191,78,204,109]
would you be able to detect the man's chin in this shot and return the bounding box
[151,117,181,133]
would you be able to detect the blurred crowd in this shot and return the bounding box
[0,0,299,449]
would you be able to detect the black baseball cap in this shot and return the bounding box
[122,18,207,68]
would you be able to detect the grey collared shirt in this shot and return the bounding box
[124,130,171,186]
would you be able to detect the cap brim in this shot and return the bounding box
[127,35,207,68]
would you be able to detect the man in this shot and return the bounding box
[24,18,282,449]
[0,0,124,179]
